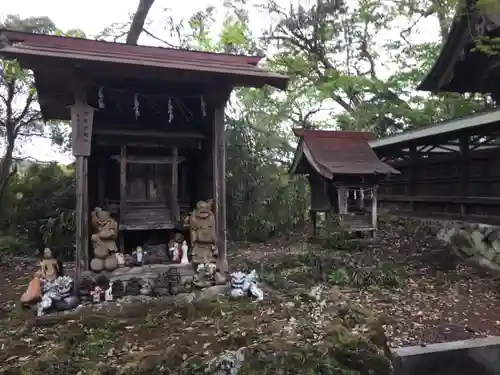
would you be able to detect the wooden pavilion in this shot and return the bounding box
[290,129,399,236]
[0,31,288,280]
[418,0,500,99]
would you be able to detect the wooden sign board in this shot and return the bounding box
[70,104,95,157]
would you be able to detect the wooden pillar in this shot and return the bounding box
[97,162,105,207]
[171,147,180,223]
[408,145,417,212]
[372,185,378,238]
[310,210,317,237]
[337,185,347,228]
[119,146,126,252]
[459,135,469,217]
[70,83,94,290]
[212,90,230,272]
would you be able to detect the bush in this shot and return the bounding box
[0,162,75,259]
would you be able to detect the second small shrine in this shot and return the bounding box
[290,129,399,237]
[0,30,288,300]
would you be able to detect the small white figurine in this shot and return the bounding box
[105,281,114,302]
[91,286,102,303]
[115,252,125,267]
[180,241,189,264]
[171,245,179,262]
[133,246,146,265]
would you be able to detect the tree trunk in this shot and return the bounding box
[0,140,16,211]
[126,0,156,45]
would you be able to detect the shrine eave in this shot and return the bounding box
[417,0,475,92]
[0,30,289,91]
[417,0,500,94]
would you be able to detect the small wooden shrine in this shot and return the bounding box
[290,129,399,236]
[0,31,288,285]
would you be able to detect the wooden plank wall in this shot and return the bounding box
[379,147,500,222]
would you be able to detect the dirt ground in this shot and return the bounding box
[0,218,500,373]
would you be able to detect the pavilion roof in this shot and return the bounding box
[290,129,399,179]
[417,0,500,94]
[0,30,288,120]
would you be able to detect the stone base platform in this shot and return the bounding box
[392,336,500,375]
[85,263,195,283]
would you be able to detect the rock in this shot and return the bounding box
[93,244,109,259]
[104,254,118,271]
[483,246,497,262]
[52,296,80,311]
[492,239,500,253]
[214,272,227,285]
[470,231,486,254]
[126,278,142,296]
[90,258,104,272]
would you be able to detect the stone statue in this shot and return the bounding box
[91,207,118,257]
[192,262,217,288]
[180,241,189,264]
[40,248,59,282]
[105,281,114,302]
[168,233,183,262]
[185,199,218,264]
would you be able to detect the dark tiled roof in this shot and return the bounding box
[291,129,399,178]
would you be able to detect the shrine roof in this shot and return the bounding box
[290,129,399,179]
[0,30,287,88]
[417,0,500,94]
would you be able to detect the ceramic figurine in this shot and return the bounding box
[180,241,189,264]
[37,294,53,316]
[115,252,125,267]
[229,269,263,301]
[171,245,179,262]
[105,281,114,302]
[40,247,60,282]
[133,246,146,265]
[246,270,264,301]
[140,279,153,295]
[91,286,103,303]
[229,271,247,298]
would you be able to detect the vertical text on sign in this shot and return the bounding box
[71,105,94,157]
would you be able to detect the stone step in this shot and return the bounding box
[392,336,500,375]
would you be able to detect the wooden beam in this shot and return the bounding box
[93,128,206,139]
[71,80,92,289]
[97,163,104,207]
[111,155,186,164]
[212,90,230,272]
[94,139,202,149]
[459,135,469,216]
[171,147,180,223]
[337,185,347,227]
[408,145,417,212]
[371,186,378,238]
[119,145,127,228]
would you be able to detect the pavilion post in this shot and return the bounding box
[459,135,469,217]
[371,185,378,238]
[71,83,94,291]
[337,185,347,228]
[211,90,230,272]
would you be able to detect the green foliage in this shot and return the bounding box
[321,234,361,251]
[327,268,350,285]
[226,125,307,240]
[0,163,75,258]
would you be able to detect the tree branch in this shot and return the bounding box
[141,28,178,48]
[126,0,156,45]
